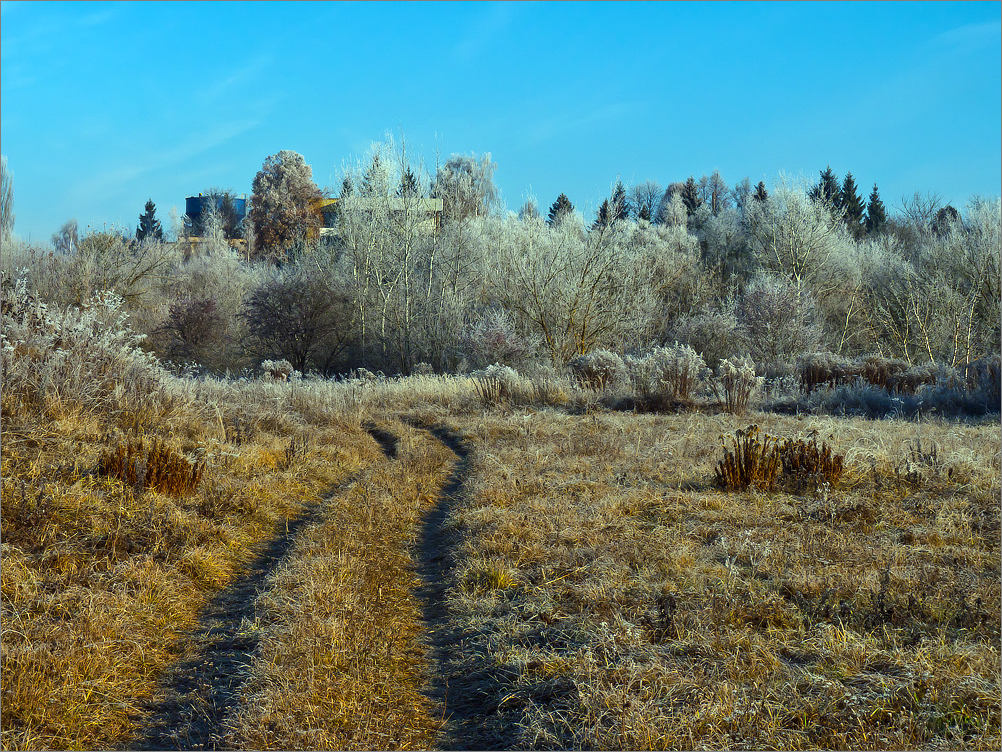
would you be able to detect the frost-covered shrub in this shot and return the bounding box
[737,275,822,370]
[471,362,520,406]
[628,343,709,405]
[412,361,435,376]
[671,307,746,368]
[460,308,539,369]
[1,272,186,427]
[715,356,762,414]
[569,350,628,391]
[160,295,225,364]
[797,351,860,393]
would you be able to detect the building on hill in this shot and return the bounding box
[313,196,444,238]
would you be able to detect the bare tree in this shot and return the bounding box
[52,219,79,255]
[432,152,498,224]
[1,156,13,243]
[630,181,662,222]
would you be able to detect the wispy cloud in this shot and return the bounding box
[527,101,645,145]
[70,119,262,201]
[196,54,276,105]
[931,20,1001,51]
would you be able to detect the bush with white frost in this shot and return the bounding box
[714,356,762,414]
[569,350,628,391]
[627,343,709,405]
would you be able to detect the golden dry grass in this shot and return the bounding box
[428,409,1000,750]
[218,420,453,749]
[0,396,375,749]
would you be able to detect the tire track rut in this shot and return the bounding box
[128,472,362,750]
[414,423,517,750]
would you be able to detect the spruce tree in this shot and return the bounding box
[136,199,164,243]
[398,167,420,197]
[680,176,702,216]
[809,166,840,206]
[547,193,574,225]
[611,180,629,221]
[753,181,769,202]
[864,183,887,235]
[839,172,865,238]
[593,198,612,229]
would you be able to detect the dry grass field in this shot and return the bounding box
[421,408,1001,750]
[2,362,999,750]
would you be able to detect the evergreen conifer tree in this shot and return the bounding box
[593,198,612,229]
[680,176,702,216]
[839,172,865,238]
[809,166,840,206]
[753,181,768,202]
[547,193,574,225]
[136,199,164,243]
[611,180,629,221]
[864,183,887,235]
[398,167,420,197]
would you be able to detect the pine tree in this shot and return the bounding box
[864,183,887,235]
[398,167,420,197]
[839,172,865,238]
[680,176,702,216]
[593,198,612,229]
[547,193,574,225]
[753,181,769,202]
[611,180,629,221]
[136,199,164,243]
[809,166,840,206]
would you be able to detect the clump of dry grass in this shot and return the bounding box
[98,438,205,497]
[714,424,780,491]
[779,434,845,491]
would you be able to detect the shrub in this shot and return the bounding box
[472,363,520,407]
[671,308,746,368]
[715,356,762,414]
[569,350,628,392]
[242,272,356,376]
[461,308,540,369]
[627,343,708,406]
[160,295,225,363]
[714,425,780,491]
[797,351,860,393]
[1,272,184,429]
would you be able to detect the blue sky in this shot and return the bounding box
[2,1,999,241]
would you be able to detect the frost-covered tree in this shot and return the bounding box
[518,199,541,221]
[736,274,822,369]
[745,184,848,296]
[753,181,769,202]
[655,189,688,227]
[698,170,731,215]
[630,181,662,222]
[52,219,79,255]
[547,193,574,226]
[1,156,13,243]
[249,150,324,260]
[432,152,498,223]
